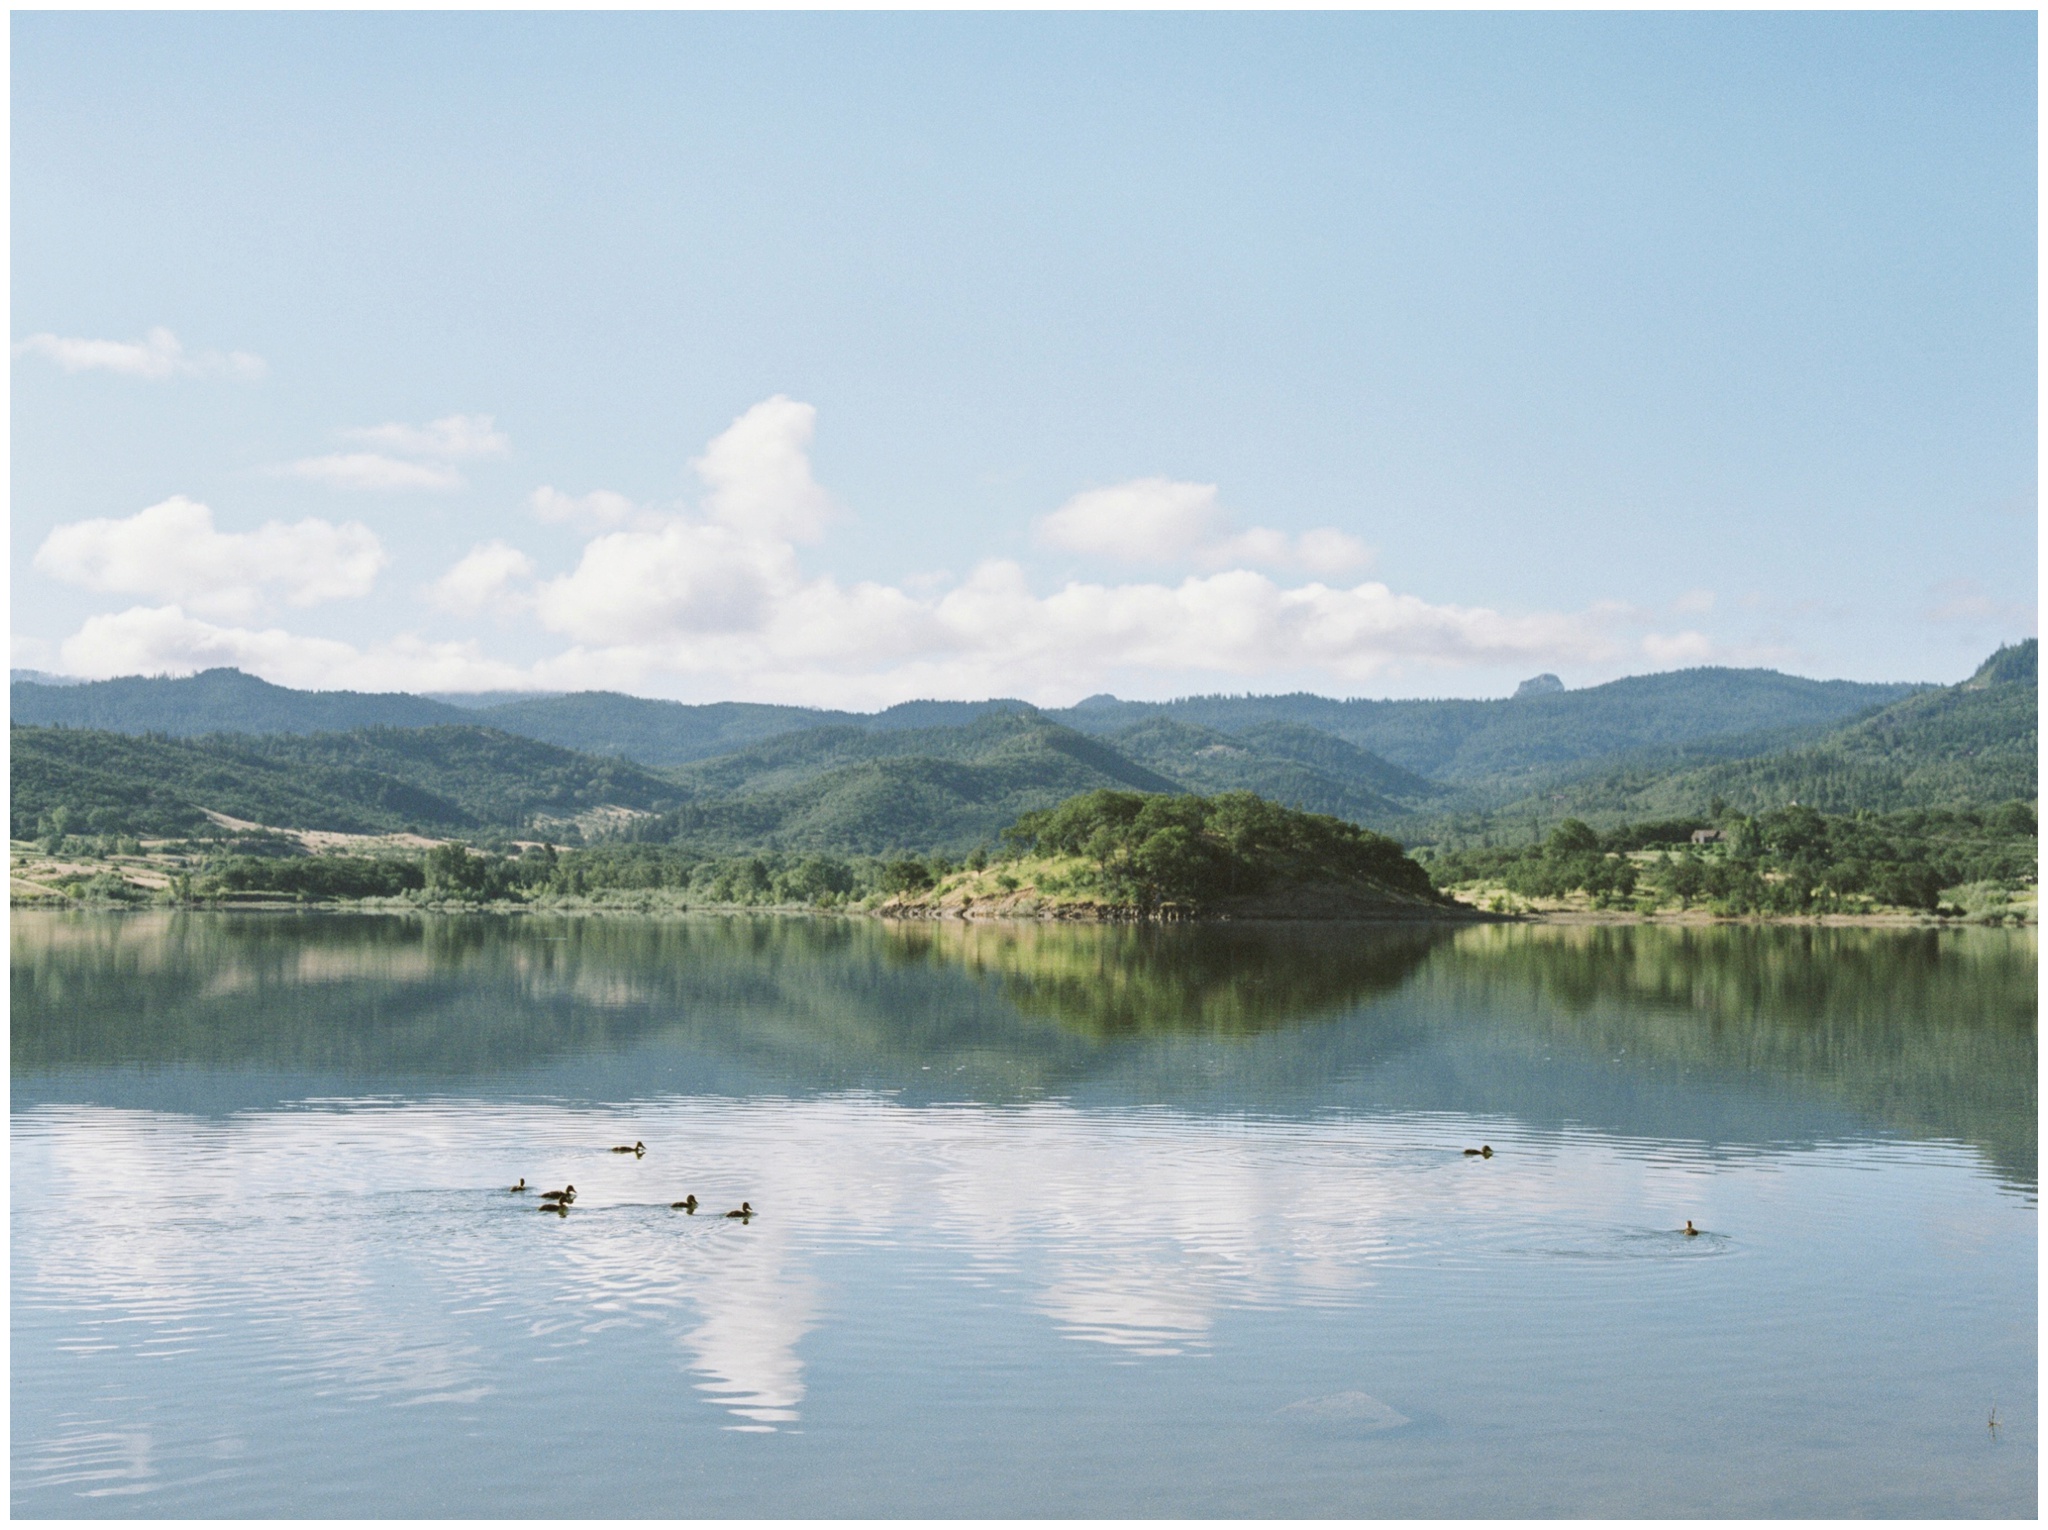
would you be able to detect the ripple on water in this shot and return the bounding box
[12,1082,2037,1514]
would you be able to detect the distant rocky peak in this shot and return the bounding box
[1513,673,1565,699]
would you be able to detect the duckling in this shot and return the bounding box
[539,1201,569,1216]
[1462,1145,1494,1158]
[610,1141,646,1156]
[509,1177,528,1193]
[723,1201,754,1220]
[539,1185,576,1204]
[671,1195,698,1213]
[1683,1220,1700,1237]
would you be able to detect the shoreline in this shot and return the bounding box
[9,893,2030,928]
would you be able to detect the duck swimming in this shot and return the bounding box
[671,1195,698,1213]
[724,1202,754,1220]
[610,1141,646,1156]
[510,1178,528,1193]
[539,1201,569,1215]
[1683,1220,1700,1237]
[539,1185,576,1204]
[1463,1146,1494,1158]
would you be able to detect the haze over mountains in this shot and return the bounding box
[11,643,2034,854]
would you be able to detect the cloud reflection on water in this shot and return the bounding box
[15,1092,1752,1437]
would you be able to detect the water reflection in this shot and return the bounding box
[11,913,2037,1516]
[888,919,1448,1036]
[12,912,2034,1189]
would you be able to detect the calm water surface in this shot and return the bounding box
[11,912,2036,1516]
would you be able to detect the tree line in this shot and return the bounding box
[1422,801,2036,914]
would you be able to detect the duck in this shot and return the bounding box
[539,1201,569,1215]
[610,1141,646,1156]
[509,1177,528,1193]
[671,1195,698,1213]
[1683,1220,1700,1237]
[1463,1145,1494,1158]
[723,1202,754,1220]
[539,1185,576,1204]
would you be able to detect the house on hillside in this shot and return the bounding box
[1691,828,1726,845]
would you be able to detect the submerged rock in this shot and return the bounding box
[1278,1390,1410,1432]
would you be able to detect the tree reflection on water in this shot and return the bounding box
[11,910,2034,1187]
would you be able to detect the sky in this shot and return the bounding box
[10,11,2037,707]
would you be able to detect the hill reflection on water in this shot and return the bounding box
[11,911,2035,1189]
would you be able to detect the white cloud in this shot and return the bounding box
[533,522,797,645]
[274,414,509,492]
[12,325,266,381]
[1039,478,1227,561]
[1640,630,1715,664]
[277,453,467,492]
[1038,477,1372,574]
[529,486,641,528]
[34,496,385,621]
[428,542,536,617]
[691,395,838,542]
[512,552,1636,708]
[41,397,1708,704]
[344,414,510,460]
[58,606,531,693]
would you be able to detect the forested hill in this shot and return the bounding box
[12,650,2025,856]
[1477,640,2037,825]
[11,667,474,735]
[631,714,1186,855]
[15,663,1920,784]
[1042,668,1924,785]
[10,725,687,840]
[9,668,1039,764]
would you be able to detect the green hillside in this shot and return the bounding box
[470,692,1038,765]
[11,652,2018,862]
[12,728,457,838]
[11,667,471,735]
[1230,721,1447,802]
[10,724,685,841]
[17,663,1922,796]
[666,712,1170,801]
[1049,668,1922,786]
[473,692,847,765]
[1102,717,1415,824]
[644,716,1181,855]
[227,727,686,825]
[1473,640,2036,824]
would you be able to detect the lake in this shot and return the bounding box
[11,911,2036,1516]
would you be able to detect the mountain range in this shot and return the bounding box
[10,642,2034,854]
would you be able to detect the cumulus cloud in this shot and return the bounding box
[12,326,266,380]
[529,486,641,528]
[1038,477,1371,574]
[534,522,797,644]
[57,606,531,693]
[691,395,838,542]
[344,414,510,460]
[428,541,536,617]
[1040,478,1227,561]
[34,496,384,621]
[276,453,467,492]
[41,396,1708,704]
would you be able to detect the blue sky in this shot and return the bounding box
[11,12,2036,705]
